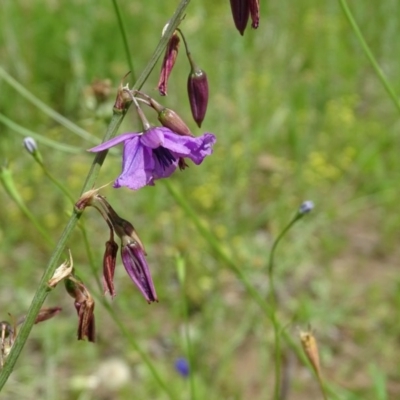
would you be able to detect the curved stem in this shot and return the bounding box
[0,0,191,390]
[339,0,400,114]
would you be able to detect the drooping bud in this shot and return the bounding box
[23,137,43,164]
[65,275,96,342]
[229,0,250,35]
[249,0,260,29]
[299,329,322,378]
[158,32,180,96]
[187,55,209,127]
[95,196,158,303]
[148,97,193,137]
[103,239,119,298]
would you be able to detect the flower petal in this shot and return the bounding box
[114,137,155,190]
[140,127,165,149]
[87,133,139,152]
[121,244,158,303]
[163,131,216,164]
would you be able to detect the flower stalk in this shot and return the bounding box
[0,0,192,389]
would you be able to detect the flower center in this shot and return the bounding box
[153,146,176,170]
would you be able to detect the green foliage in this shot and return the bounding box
[1,0,399,399]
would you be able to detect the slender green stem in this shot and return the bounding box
[162,180,309,367]
[0,0,191,390]
[267,213,302,400]
[0,166,54,245]
[0,113,83,154]
[112,0,136,82]
[176,256,196,399]
[339,0,400,114]
[0,67,99,144]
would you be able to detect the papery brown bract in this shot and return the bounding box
[229,0,250,35]
[158,33,180,96]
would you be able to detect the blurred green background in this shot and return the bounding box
[1,0,400,399]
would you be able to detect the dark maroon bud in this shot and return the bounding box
[158,33,180,96]
[229,0,250,35]
[249,0,260,29]
[187,56,209,128]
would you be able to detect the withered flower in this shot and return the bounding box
[96,196,158,303]
[65,276,96,342]
[103,236,119,298]
[158,32,180,96]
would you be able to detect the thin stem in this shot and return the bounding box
[0,67,99,144]
[112,0,136,82]
[176,256,196,399]
[0,113,83,154]
[162,180,309,367]
[267,213,302,400]
[338,0,400,114]
[0,0,191,390]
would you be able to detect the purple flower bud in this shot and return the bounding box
[249,0,260,29]
[229,0,250,35]
[158,33,180,96]
[175,357,190,377]
[23,137,38,154]
[187,60,209,128]
[298,200,314,215]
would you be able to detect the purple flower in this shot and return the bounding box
[88,127,216,190]
[174,357,190,377]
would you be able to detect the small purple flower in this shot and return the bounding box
[88,127,216,190]
[174,357,190,377]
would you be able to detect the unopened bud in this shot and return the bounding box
[299,329,322,378]
[23,137,38,154]
[149,98,192,136]
[158,32,180,96]
[229,0,250,35]
[187,57,209,127]
[23,137,43,163]
[298,200,314,215]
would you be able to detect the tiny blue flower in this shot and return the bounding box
[174,357,190,377]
